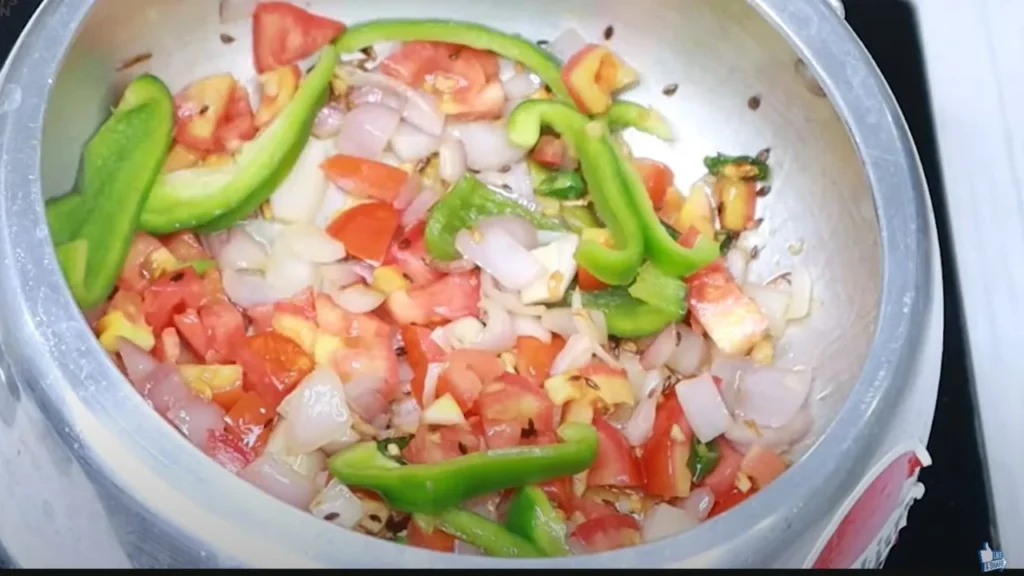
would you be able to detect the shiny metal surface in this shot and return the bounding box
[0,0,936,568]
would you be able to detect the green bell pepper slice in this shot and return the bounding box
[628,261,688,316]
[528,161,586,200]
[335,19,571,103]
[424,174,566,262]
[414,511,543,558]
[327,423,598,515]
[139,46,337,234]
[604,101,674,141]
[504,486,571,557]
[704,152,771,181]
[581,286,683,337]
[507,100,646,286]
[689,438,721,483]
[560,204,601,233]
[49,74,174,309]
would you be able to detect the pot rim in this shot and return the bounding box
[0,0,934,568]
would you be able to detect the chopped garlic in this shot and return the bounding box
[520,234,580,305]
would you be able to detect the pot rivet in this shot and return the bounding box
[0,85,22,114]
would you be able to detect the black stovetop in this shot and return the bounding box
[0,0,992,569]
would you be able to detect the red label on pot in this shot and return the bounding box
[805,442,931,569]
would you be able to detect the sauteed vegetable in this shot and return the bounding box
[48,2,817,557]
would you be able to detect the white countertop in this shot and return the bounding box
[912,0,1023,564]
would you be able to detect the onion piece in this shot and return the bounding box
[482,272,546,317]
[546,28,589,62]
[264,241,318,299]
[263,426,328,478]
[342,374,392,422]
[390,396,422,435]
[438,135,468,183]
[638,369,666,400]
[390,122,442,163]
[725,248,751,285]
[733,366,812,428]
[314,185,352,229]
[784,267,812,320]
[312,102,346,139]
[221,269,280,307]
[726,408,814,454]
[455,228,545,291]
[335,104,402,160]
[619,351,646,394]
[244,219,279,248]
[680,487,716,521]
[674,373,733,443]
[422,363,445,407]
[392,173,421,211]
[477,161,534,200]
[641,324,677,370]
[443,317,486,349]
[144,365,192,414]
[217,227,268,271]
[329,284,386,314]
[550,333,594,376]
[503,71,543,101]
[269,139,330,224]
[445,121,528,172]
[166,397,226,447]
[401,185,441,228]
[642,504,700,543]
[310,479,364,528]
[666,325,708,376]
[540,307,576,338]
[743,283,791,338]
[346,70,445,136]
[282,223,346,263]
[475,215,539,250]
[348,85,404,111]
[472,299,517,352]
[278,367,353,454]
[571,290,617,366]
[117,339,159,388]
[624,393,658,446]
[239,454,320,509]
[512,314,552,343]
[320,260,374,292]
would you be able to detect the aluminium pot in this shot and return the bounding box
[0,0,942,568]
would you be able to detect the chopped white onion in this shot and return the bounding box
[726,408,814,454]
[475,215,538,250]
[348,85,404,111]
[320,260,374,293]
[310,479,364,528]
[221,269,281,307]
[642,504,700,543]
[244,219,279,249]
[624,393,658,446]
[422,363,445,407]
[638,368,667,400]
[145,365,192,414]
[666,325,708,376]
[709,353,754,413]
[392,173,421,211]
[390,396,422,434]
[785,267,812,320]
[445,121,528,172]
[264,426,328,478]
[438,135,468,182]
[117,339,159,388]
[471,299,517,352]
[390,122,442,163]
[167,396,226,447]
[320,428,362,456]
[540,307,576,338]
[481,272,547,317]
[312,102,346,139]
[546,28,589,62]
[733,366,812,428]
[401,185,441,228]
[476,161,534,200]
[512,314,552,343]
[314,185,352,229]
[329,284,386,314]
[619,351,646,394]
[239,454,320,509]
[264,241,318,299]
[270,139,330,224]
[282,223,346,263]
[674,373,733,443]
[503,71,543,101]
[217,227,268,271]
[443,317,486,349]
[335,104,402,160]
[725,248,751,285]
[743,283,791,338]
[455,228,545,290]
[571,290,617,366]
[346,69,445,136]
[278,367,353,454]
[550,333,594,376]
[680,487,716,521]
[641,324,677,370]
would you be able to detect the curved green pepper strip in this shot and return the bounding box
[424,174,565,262]
[335,19,570,103]
[507,100,645,286]
[581,286,683,337]
[603,101,674,141]
[327,423,597,515]
[417,510,543,558]
[628,261,688,316]
[139,46,337,234]
[504,486,571,556]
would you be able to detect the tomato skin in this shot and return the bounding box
[161,231,210,262]
[380,41,501,119]
[400,325,445,405]
[197,300,247,363]
[477,373,556,449]
[237,331,315,410]
[641,427,692,498]
[588,416,645,488]
[435,349,503,412]
[325,202,401,264]
[570,513,641,553]
[709,486,754,519]
[224,391,275,450]
[141,267,207,332]
[514,335,566,385]
[686,262,769,356]
[252,2,345,74]
[215,85,257,153]
[562,44,637,115]
[402,423,483,464]
[204,429,256,473]
[651,394,694,442]
[530,135,566,169]
[406,520,456,552]
[385,271,481,326]
[576,267,608,292]
[118,233,167,292]
[700,437,744,499]
[572,495,619,521]
[173,74,237,152]
[633,158,674,211]
[386,221,444,287]
[321,155,410,204]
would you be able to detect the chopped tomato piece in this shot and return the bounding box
[252,2,345,74]
[153,327,183,364]
[406,520,457,553]
[633,158,674,211]
[576,228,613,292]
[570,513,641,553]
[315,293,393,342]
[385,271,481,326]
[224,391,275,450]
[163,143,204,173]
[650,393,694,442]
[663,181,715,239]
[321,155,410,204]
[254,64,301,128]
[530,135,567,169]
[740,445,788,488]
[173,73,237,152]
[401,325,446,405]
[572,495,619,521]
[386,221,444,287]
[204,429,256,473]
[380,41,502,120]
[477,373,556,449]
[435,349,503,412]
[641,426,692,498]
[686,263,769,355]
[141,267,207,332]
[118,232,172,292]
[198,300,247,363]
[236,331,315,410]
[588,416,645,488]
[514,335,566,385]
[215,85,257,153]
[273,287,317,321]
[161,231,209,262]
[245,304,276,334]
[562,44,638,115]
[325,201,401,264]
[708,486,754,519]
[538,476,575,513]
[402,423,483,464]
[330,344,401,385]
[699,437,743,500]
